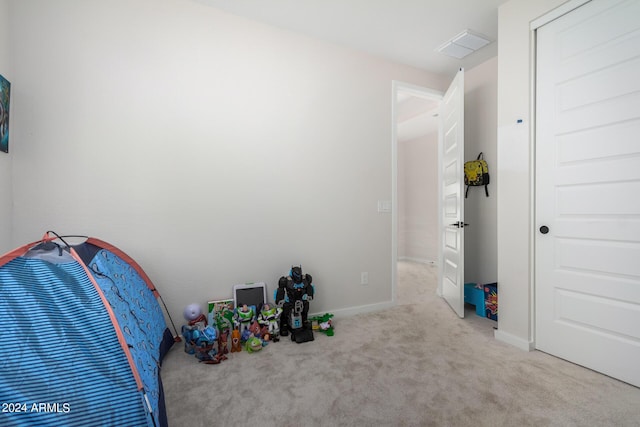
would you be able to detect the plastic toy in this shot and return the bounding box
[181,322,227,364]
[248,321,262,338]
[183,303,202,322]
[210,300,235,335]
[244,336,263,353]
[233,304,255,335]
[275,266,315,343]
[182,304,209,354]
[258,303,283,342]
[218,330,229,356]
[181,304,219,360]
[181,325,196,354]
[231,329,242,352]
[309,313,334,336]
[184,303,207,329]
[241,328,252,342]
[194,325,218,362]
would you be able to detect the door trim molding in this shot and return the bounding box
[530,0,591,30]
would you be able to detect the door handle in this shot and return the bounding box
[539,225,549,234]
[449,221,469,228]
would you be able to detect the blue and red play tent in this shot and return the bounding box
[0,233,178,427]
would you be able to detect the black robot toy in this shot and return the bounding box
[275,265,314,343]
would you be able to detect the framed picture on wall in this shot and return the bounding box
[0,74,10,153]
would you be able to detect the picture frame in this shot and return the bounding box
[0,74,10,153]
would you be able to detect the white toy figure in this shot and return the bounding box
[233,304,255,335]
[183,303,202,322]
[258,303,283,342]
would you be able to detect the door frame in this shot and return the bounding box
[391,81,444,303]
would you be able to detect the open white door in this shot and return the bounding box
[440,68,465,317]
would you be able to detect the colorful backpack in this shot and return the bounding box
[464,152,489,198]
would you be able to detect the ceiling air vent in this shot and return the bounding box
[437,30,491,59]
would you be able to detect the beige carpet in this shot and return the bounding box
[161,261,640,426]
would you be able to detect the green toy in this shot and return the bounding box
[208,299,235,335]
[215,307,235,335]
[309,313,334,336]
[245,336,263,353]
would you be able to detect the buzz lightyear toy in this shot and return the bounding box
[258,303,283,342]
[233,304,255,338]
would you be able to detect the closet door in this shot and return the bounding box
[535,0,640,387]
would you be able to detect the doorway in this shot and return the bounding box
[392,82,442,305]
[392,69,467,318]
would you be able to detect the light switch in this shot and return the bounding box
[377,200,392,213]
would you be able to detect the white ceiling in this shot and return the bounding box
[192,0,508,78]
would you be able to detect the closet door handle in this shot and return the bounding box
[539,225,549,234]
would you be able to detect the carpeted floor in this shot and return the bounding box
[161,261,640,426]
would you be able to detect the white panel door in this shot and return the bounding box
[535,0,640,387]
[440,69,465,317]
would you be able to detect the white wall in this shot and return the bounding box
[496,0,567,349]
[8,0,447,324]
[464,56,498,286]
[398,132,438,263]
[0,0,11,253]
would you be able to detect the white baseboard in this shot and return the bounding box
[309,300,396,320]
[494,329,535,351]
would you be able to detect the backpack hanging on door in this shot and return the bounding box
[464,152,489,198]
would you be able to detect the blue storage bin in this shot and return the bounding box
[464,282,485,317]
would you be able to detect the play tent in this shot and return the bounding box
[0,233,178,427]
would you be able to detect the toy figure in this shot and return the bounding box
[194,325,218,362]
[275,265,315,343]
[231,329,242,352]
[181,325,196,354]
[258,303,283,342]
[212,301,235,335]
[309,313,334,336]
[218,330,229,355]
[233,304,255,335]
[244,336,263,353]
[248,321,262,339]
[184,303,203,322]
[182,304,208,354]
[241,328,252,343]
[184,303,207,328]
[182,323,226,363]
[259,325,270,341]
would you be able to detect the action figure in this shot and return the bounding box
[231,329,242,352]
[233,304,255,337]
[275,265,315,343]
[218,330,229,356]
[181,304,227,364]
[258,303,283,342]
[244,336,263,353]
